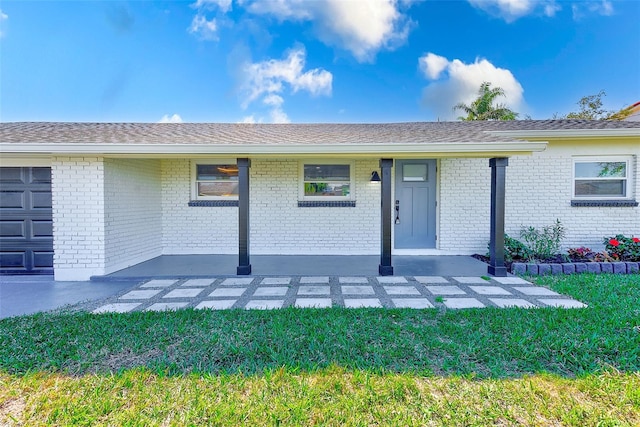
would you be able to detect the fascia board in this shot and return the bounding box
[0,141,548,156]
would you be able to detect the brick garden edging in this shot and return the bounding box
[512,262,640,275]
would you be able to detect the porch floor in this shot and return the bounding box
[98,255,492,280]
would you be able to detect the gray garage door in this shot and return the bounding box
[0,167,54,274]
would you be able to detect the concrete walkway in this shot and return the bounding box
[86,275,587,314]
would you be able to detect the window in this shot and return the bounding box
[300,162,353,200]
[573,157,631,199]
[192,161,238,200]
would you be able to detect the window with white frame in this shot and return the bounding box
[573,157,631,199]
[300,162,353,200]
[192,161,238,200]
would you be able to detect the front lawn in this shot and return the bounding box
[1,274,639,425]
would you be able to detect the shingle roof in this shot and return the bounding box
[1,120,638,145]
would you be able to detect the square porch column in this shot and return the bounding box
[379,158,394,276]
[488,157,508,277]
[237,158,251,275]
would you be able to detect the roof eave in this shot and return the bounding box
[0,141,548,157]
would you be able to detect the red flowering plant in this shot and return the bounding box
[603,234,640,261]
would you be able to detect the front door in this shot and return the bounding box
[394,160,436,249]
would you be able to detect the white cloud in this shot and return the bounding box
[0,9,7,38]
[246,0,412,62]
[189,14,218,40]
[239,46,331,123]
[239,115,258,123]
[192,0,233,13]
[467,0,560,22]
[419,53,524,120]
[158,114,183,123]
[572,1,614,20]
[419,53,449,80]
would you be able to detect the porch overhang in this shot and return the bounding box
[0,141,548,158]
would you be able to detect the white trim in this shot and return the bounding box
[0,157,51,167]
[191,159,239,201]
[0,141,548,156]
[572,156,633,199]
[299,160,355,201]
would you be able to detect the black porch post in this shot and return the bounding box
[488,157,508,277]
[379,158,394,276]
[237,158,251,275]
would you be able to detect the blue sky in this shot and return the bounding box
[1,0,638,123]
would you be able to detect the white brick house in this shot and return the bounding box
[1,121,638,280]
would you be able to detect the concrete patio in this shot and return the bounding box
[97,255,492,280]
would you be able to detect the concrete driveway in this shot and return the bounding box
[0,275,139,319]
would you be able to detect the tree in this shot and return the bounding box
[454,82,519,121]
[554,90,632,120]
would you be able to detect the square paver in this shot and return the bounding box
[414,276,449,284]
[443,298,486,309]
[492,277,532,285]
[146,302,188,311]
[341,285,375,295]
[298,285,331,296]
[392,298,434,309]
[221,278,255,286]
[514,286,559,296]
[300,276,329,284]
[93,302,141,313]
[339,277,368,284]
[452,276,490,284]
[120,289,162,300]
[140,280,178,288]
[209,288,246,297]
[181,279,215,287]
[294,298,333,308]
[163,288,204,298]
[244,300,284,310]
[469,286,512,295]
[260,277,291,285]
[538,299,587,308]
[376,276,408,284]
[425,286,466,295]
[344,298,382,308]
[488,298,536,308]
[253,287,289,297]
[196,300,236,310]
[383,286,421,296]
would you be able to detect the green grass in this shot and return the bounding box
[1,274,639,425]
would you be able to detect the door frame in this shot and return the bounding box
[392,159,439,253]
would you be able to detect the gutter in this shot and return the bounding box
[487,128,640,139]
[0,141,548,156]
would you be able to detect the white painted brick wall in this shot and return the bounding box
[104,159,162,273]
[51,157,106,280]
[250,159,379,254]
[439,142,639,253]
[161,159,238,254]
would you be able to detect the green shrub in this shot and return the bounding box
[519,219,565,261]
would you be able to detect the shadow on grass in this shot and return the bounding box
[0,274,638,379]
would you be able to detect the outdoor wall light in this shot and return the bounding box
[370,171,381,182]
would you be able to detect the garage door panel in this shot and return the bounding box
[31,191,53,209]
[0,192,26,209]
[0,252,27,269]
[0,168,25,183]
[30,167,52,183]
[0,167,53,274]
[31,220,53,238]
[33,251,54,268]
[0,221,26,238]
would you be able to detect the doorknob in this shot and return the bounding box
[394,200,400,224]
